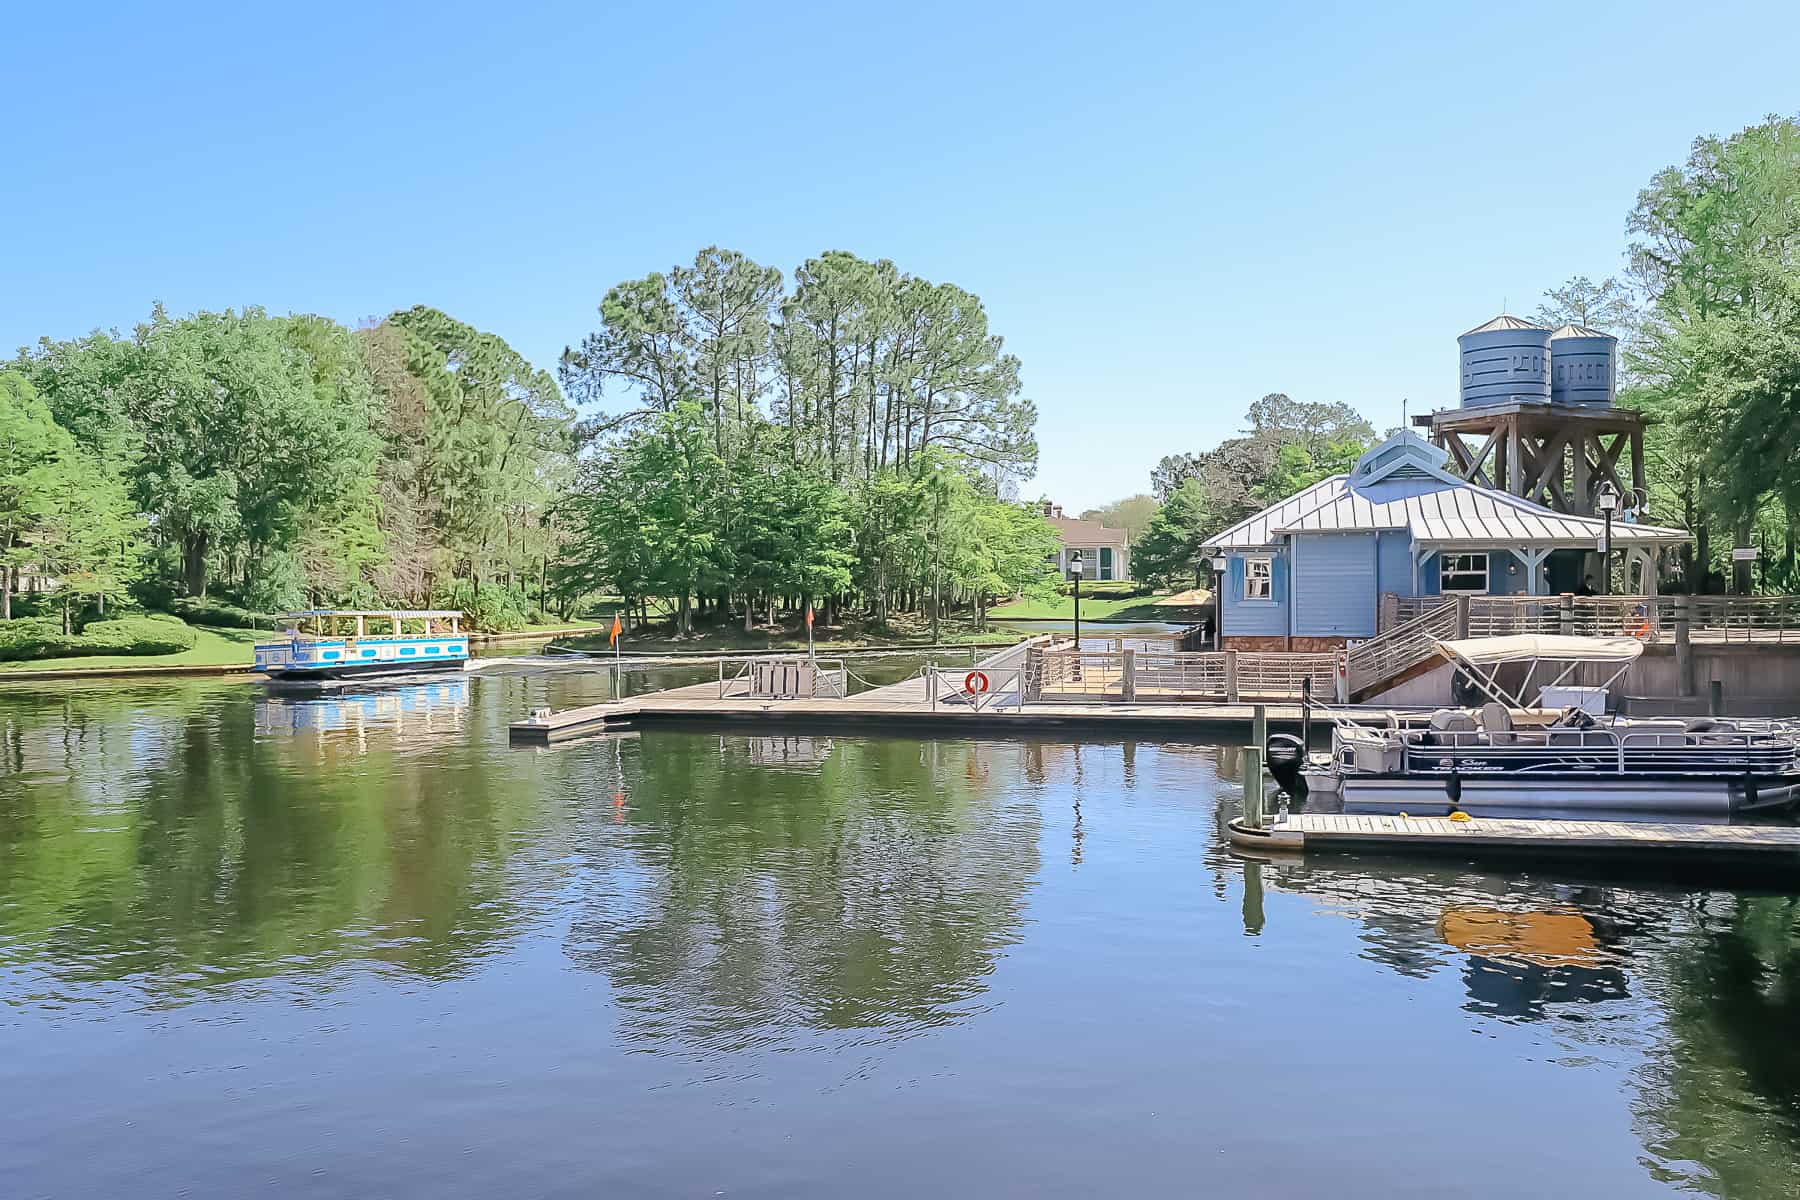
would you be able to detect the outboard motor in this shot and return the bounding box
[1450,668,1484,709]
[1266,734,1308,801]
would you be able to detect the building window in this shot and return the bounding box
[1099,547,1113,581]
[1440,552,1489,594]
[1243,556,1272,601]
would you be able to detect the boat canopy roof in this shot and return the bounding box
[278,610,462,619]
[1434,634,1646,667]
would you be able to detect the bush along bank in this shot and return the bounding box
[0,613,198,661]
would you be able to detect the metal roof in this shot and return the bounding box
[1463,313,1548,335]
[1201,475,1344,549]
[1549,323,1616,341]
[1204,474,1690,551]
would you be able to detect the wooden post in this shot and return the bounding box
[1674,593,1694,697]
[1241,745,1265,830]
[1504,415,1521,497]
[1252,703,1267,752]
[1301,676,1313,748]
[1225,650,1239,704]
[1559,592,1575,636]
[1709,679,1723,717]
[1121,648,1136,703]
[1454,594,1471,639]
[1573,432,1592,514]
[1241,859,1265,936]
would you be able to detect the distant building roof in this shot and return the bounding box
[1203,431,1690,551]
[1048,514,1127,544]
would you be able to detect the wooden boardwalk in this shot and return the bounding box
[1229,812,1800,866]
[508,649,1309,743]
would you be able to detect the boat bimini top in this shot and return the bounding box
[1433,634,1644,714]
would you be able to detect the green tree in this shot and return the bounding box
[1079,494,1159,544]
[0,371,143,625]
[32,443,143,630]
[1629,114,1800,591]
[381,306,576,599]
[0,371,76,619]
[1535,275,1639,332]
[1132,477,1214,589]
[565,404,727,634]
[93,306,382,599]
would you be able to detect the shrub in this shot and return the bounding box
[434,583,531,633]
[77,615,198,656]
[0,616,82,661]
[0,613,197,661]
[167,597,276,630]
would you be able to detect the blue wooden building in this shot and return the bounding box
[1202,432,1689,649]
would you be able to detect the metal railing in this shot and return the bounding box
[1395,726,1799,776]
[1385,593,1800,645]
[928,664,1025,712]
[1347,599,1458,696]
[719,657,849,699]
[1237,652,1339,698]
[1029,647,1338,703]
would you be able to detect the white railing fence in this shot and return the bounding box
[928,664,1026,712]
[1026,646,1341,704]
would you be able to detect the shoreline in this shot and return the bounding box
[0,629,1023,684]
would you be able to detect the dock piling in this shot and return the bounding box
[1252,703,1266,751]
[1241,745,1265,829]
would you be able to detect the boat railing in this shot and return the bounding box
[1391,725,1798,776]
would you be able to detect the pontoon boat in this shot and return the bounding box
[1269,635,1800,819]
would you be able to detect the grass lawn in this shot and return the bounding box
[477,616,613,638]
[988,591,1211,622]
[0,625,263,674]
[557,610,1019,655]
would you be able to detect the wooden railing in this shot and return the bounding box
[1347,599,1458,696]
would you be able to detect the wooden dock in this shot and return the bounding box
[507,674,1307,743]
[1228,813,1800,867]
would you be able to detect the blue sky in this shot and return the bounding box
[5,1,1796,511]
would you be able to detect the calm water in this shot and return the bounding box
[2,668,1798,1198]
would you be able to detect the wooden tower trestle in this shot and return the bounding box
[1413,401,1648,517]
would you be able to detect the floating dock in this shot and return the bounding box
[1228,813,1800,868]
[507,677,1306,744]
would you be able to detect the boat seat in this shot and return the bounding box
[1429,710,1476,733]
[1479,702,1516,745]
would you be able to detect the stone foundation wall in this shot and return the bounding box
[1222,635,1347,652]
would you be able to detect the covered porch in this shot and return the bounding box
[1408,533,1687,598]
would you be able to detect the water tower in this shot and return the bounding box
[1413,316,1644,515]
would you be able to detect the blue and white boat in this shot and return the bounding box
[253,610,470,681]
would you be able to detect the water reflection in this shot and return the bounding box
[254,676,472,746]
[1238,853,1800,1195]
[563,737,1041,1054]
[4,681,1800,1197]
[0,678,558,1001]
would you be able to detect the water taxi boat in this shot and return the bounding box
[1269,634,1800,819]
[253,610,470,681]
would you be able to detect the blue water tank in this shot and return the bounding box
[1549,324,1617,406]
[1458,315,1552,408]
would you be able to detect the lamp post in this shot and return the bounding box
[1210,556,1227,650]
[1596,481,1618,596]
[1069,551,1084,649]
